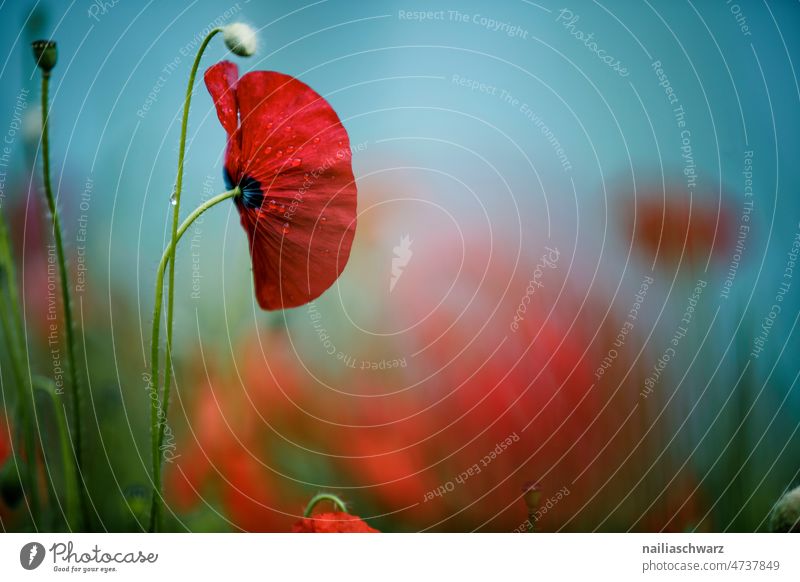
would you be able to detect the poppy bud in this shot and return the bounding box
[32,40,58,73]
[223,23,257,57]
[769,485,800,533]
[0,457,25,508]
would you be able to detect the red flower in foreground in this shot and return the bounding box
[204,61,357,310]
[291,512,379,533]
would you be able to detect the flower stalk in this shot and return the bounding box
[148,27,220,532]
[34,377,79,530]
[148,23,257,531]
[34,40,88,529]
[0,219,40,520]
[148,186,239,531]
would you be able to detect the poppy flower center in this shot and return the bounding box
[224,169,264,210]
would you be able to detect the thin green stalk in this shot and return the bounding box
[1,185,41,523]
[33,376,78,530]
[40,71,88,528]
[0,215,29,410]
[0,242,40,521]
[148,186,238,532]
[303,493,348,517]
[163,28,221,440]
[149,27,221,532]
[0,211,31,393]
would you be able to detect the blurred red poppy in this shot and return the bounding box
[291,511,378,533]
[168,202,709,532]
[627,187,734,268]
[204,61,357,310]
[166,330,311,532]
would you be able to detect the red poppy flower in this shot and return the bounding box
[291,511,379,533]
[204,61,357,310]
[626,186,734,268]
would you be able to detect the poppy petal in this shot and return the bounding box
[232,71,357,310]
[204,60,239,136]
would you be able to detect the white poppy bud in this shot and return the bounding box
[223,23,257,57]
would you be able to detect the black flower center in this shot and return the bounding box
[224,169,264,210]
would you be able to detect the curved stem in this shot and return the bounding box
[148,186,238,532]
[40,72,86,527]
[148,27,220,533]
[163,27,221,445]
[164,28,222,448]
[303,493,348,517]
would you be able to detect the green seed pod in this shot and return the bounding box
[31,40,57,73]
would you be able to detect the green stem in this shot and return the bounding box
[148,186,238,532]
[148,26,221,533]
[41,72,88,529]
[148,27,222,532]
[0,233,40,521]
[163,28,221,440]
[33,377,78,531]
[0,211,31,399]
[303,493,348,517]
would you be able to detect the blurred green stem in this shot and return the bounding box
[34,377,79,530]
[148,186,238,532]
[0,217,40,521]
[40,71,89,529]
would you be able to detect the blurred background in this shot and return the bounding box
[1,0,799,532]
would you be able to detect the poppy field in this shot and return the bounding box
[0,1,799,535]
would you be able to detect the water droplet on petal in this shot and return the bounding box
[320,216,327,223]
[291,158,302,167]
[285,125,292,132]
[267,122,273,130]
[268,199,277,211]
[265,146,272,155]
[313,137,320,144]
[282,222,290,234]
[275,149,283,157]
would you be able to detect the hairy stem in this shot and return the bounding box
[148,186,238,532]
[148,26,221,533]
[40,72,87,528]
